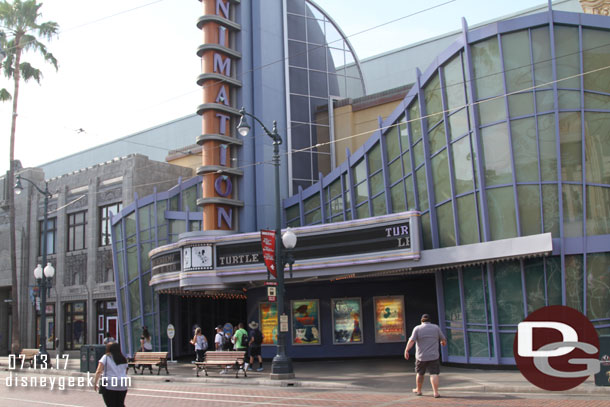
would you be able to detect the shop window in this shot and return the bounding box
[67,211,87,252]
[99,203,122,246]
[586,186,610,235]
[36,304,55,350]
[493,261,524,325]
[562,184,583,238]
[64,302,86,350]
[442,269,465,357]
[565,255,584,312]
[487,187,517,240]
[39,217,56,256]
[96,300,118,345]
[586,253,610,321]
[517,185,541,236]
[511,118,539,183]
[481,122,512,187]
[559,112,582,183]
[545,257,563,306]
[524,259,546,314]
[585,112,610,185]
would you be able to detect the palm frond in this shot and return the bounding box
[0,87,11,101]
[19,61,41,83]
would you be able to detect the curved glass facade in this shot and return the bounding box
[283,11,610,363]
[112,177,202,355]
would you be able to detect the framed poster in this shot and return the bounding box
[291,299,320,345]
[331,298,363,345]
[373,296,406,343]
[259,302,278,345]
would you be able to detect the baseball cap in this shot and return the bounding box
[216,325,223,330]
[421,314,430,322]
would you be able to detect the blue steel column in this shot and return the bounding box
[435,270,448,362]
[578,25,588,316]
[378,116,393,214]
[457,268,470,362]
[111,215,127,355]
[133,193,147,345]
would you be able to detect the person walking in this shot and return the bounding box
[247,321,264,372]
[139,326,153,373]
[214,325,225,350]
[190,327,208,362]
[94,342,129,407]
[404,314,447,398]
[233,322,249,370]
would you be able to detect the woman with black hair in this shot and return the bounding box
[94,342,129,407]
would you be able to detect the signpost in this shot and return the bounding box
[265,281,278,302]
[167,324,175,363]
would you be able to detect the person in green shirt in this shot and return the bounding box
[233,322,250,371]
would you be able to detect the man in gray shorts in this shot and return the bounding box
[404,313,447,398]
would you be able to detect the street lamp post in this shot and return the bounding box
[15,175,55,362]
[237,108,295,379]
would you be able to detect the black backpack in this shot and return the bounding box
[240,330,249,348]
[221,333,231,350]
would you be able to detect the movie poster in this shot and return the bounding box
[291,299,320,345]
[259,302,277,345]
[331,298,363,345]
[373,296,406,343]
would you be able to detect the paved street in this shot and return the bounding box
[1,374,609,407]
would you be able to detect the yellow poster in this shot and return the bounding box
[259,302,277,345]
[374,296,406,343]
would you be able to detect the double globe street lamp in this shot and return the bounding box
[15,175,55,361]
[237,108,296,379]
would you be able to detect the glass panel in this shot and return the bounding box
[413,141,424,167]
[565,255,583,312]
[560,112,582,183]
[286,204,300,222]
[532,27,553,89]
[583,28,610,93]
[447,329,466,357]
[444,53,466,110]
[421,212,433,249]
[182,186,199,212]
[432,149,450,203]
[481,122,512,186]
[468,332,490,358]
[391,182,406,213]
[330,197,344,218]
[356,203,369,219]
[558,90,581,110]
[355,182,368,205]
[443,269,462,327]
[508,93,534,118]
[367,143,382,174]
[472,37,503,99]
[542,184,560,237]
[562,184,583,237]
[463,267,487,324]
[457,194,479,245]
[129,281,141,320]
[478,98,506,126]
[494,261,524,324]
[142,273,153,315]
[424,73,443,128]
[524,258,545,314]
[353,160,366,184]
[538,114,557,181]
[389,159,403,184]
[584,91,610,110]
[402,151,412,176]
[500,333,515,358]
[587,253,610,321]
[503,30,532,93]
[304,209,321,224]
[428,123,446,153]
[587,186,610,235]
[585,112,610,185]
[304,193,320,213]
[126,245,138,281]
[448,109,469,140]
[385,126,400,161]
[511,118,539,183]
[409,100,422,141]
[546,257,563,306]
[370,172,384,196]
[140,242,152,272]
[536,90,555,113]
[372,194,386,217]
[415,167,428,211]
[405,175,415,211]
[116,251,124,288]
[138,206,152,241]
[452,136,474,195]
[487,187,517,240]
[399,116,409,151]
[436,202,455,247]
[518,185,541,236]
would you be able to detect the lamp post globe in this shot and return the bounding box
[282,228,297,249]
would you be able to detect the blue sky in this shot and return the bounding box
[0,0,559,173]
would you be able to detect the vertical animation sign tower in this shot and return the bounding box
[196,0,243,230]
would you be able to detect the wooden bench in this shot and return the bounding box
[194,351,247,378]
[127,352,169,375]
[21,349,40,368]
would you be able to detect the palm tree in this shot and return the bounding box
[0,0,58,354]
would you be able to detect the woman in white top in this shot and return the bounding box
[94,342,129,407]
[190,327,208,362]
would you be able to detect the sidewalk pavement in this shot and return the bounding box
[1,355,608,396]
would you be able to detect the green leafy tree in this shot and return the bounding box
[0,0,58,354]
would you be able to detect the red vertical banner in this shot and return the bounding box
[261,229,276,278]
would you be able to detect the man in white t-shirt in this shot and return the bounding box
[214,325,224,350]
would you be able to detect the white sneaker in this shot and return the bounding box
[220,370,227,375]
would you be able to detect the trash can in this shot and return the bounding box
[595,336,610,386]
[88,345,107,373]
[80,345,89,373]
